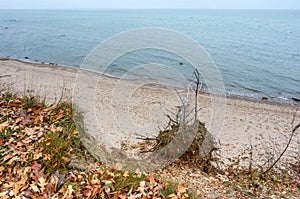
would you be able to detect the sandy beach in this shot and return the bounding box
[1,58,299,170]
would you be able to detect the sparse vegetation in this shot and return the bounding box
[0,78,299,198]
[0,93,196,198]
[136,69,216,171]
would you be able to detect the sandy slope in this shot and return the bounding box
[1,58,299,170]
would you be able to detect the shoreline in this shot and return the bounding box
[1,57,298,107]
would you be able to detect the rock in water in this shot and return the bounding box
[262,96,268,101]
[292,97,300,102]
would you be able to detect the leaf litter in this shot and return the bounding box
[0,93,299,198]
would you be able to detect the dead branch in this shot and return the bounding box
[136,137,157,141]
[0,75,11,78]
[193,69,203,123]
[175,89,190,125]
[166,114,179,125]
[263,109,299,174]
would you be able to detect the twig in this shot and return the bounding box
[163,115,178,130]
[0,75,11,78]
[166,114,179,125]
[136,137,157,141]
[57,82,66,105]
[164,107,176,116]
[263,109,299,174]
[248,138,253,174]
[193,69,202,122]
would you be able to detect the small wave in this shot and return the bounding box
[277,96,289,101]
[240,86,262,94]
[226,90,255,98]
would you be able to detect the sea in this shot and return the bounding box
[0,9,299,103]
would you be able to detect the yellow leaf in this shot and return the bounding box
[107,170,115,177]
[177,184,187,194]
[0,121,9,131]
[33,152,43,160]
[16,141,23,147]
[123,171,129,178]
[15,118,22,123]
[167,194,178,199]
[43,153,51,161]
[72,130,78,135]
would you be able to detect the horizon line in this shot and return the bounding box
[0,8,300,10]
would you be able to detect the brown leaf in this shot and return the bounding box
[0,166,4,173]
[13,178,26,195]
[31,161,45,182]
[47,171,66,194]
[91,185,101,198]
[118,195,127,199]
[146,175,156,187]
[83,186,93,198]
[19,110,31,125]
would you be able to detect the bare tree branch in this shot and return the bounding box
[193,69,203,123]
[263,109,299,174]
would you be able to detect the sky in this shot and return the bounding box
[0,0,300,10]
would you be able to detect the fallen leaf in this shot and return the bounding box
[168,193,178,199]
[38,177,47,193]
[30,183,40,193]
[0,121,9,131]
[123,171,129,178]
[63,185,74,199]
[0,166,4,173]
[43,153,51,161]
[72,130,78,135]
[177,184,187,194]
[0,190,9,197]
[33,152,43,160]
[13,178,26,195]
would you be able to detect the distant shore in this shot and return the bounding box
[1,58,299,169]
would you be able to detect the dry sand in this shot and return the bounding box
[1,58,299,170]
